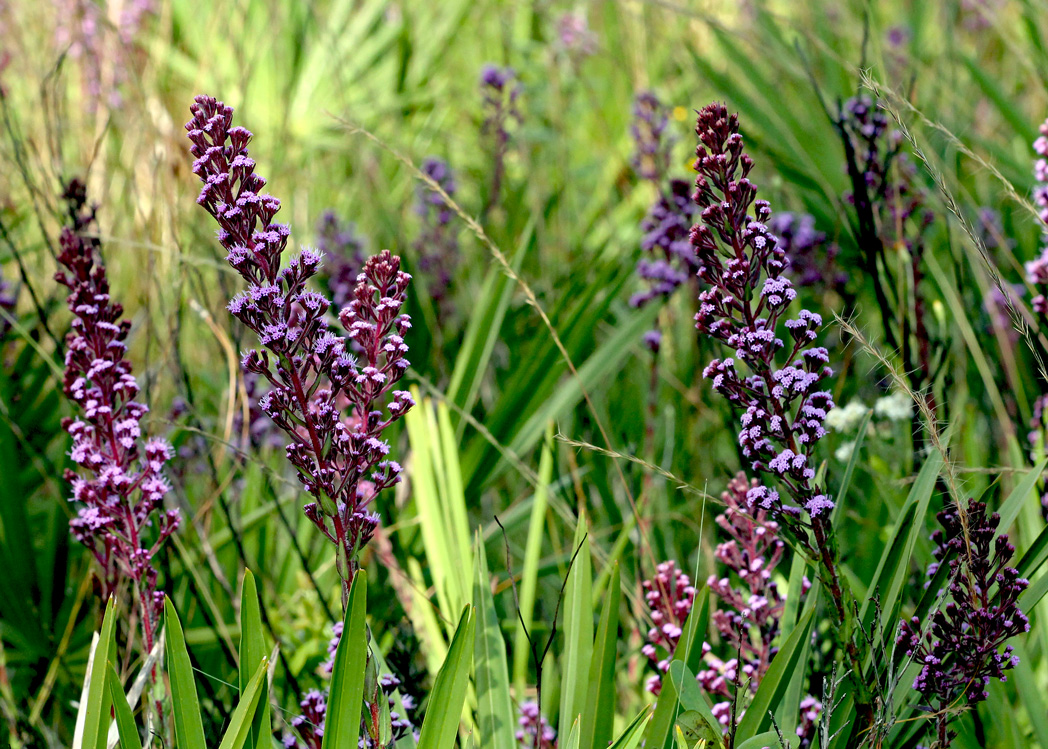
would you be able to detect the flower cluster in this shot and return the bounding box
[516,701,556,749]
[1024,119,1048,316]
[186,95,414,598]
[630,91,671,185]
[555,11,597,61]
[897,501,1029,746]
[767,212,845,291]
[690,103,835,521]
[640,559,696,695]
[282,690,327,749]
[629,178,700,318]
[316,210,367,311]
[480,64,521,209]
[700,475,786,708]
[414,157,459,316]
[55,198,179,651]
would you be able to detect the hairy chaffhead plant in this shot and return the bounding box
[898,501,1029,747]
[185,95,414,607]
[55,183,179,658]
[641,475,820,745]
[689,102,873,720]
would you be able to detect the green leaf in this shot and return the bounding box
[607,706,653,749]
[580,564,620,749]
[165,596,207,749]
[323,574,369,749]
[830,408,872,529]
[79,598,116,749]
[106,663,142,749]
[563,717,581,749]
[994,458,1048,541]
[473,535,515,749]
[218,657,271,749]
[736,730,798,749]
[558,514,593,742]
[417,605,476,749]
[735,609,815,739]
[645,587,710,749]
[239,571,271,749]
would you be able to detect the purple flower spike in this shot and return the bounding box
[630,178,700,310]
[480,65,521,210]
[55,198,179,653]
[767,212,845,291]
[185,95,414,601]
[641,559,696,695]
[630,91,672,185]
[897,501,1029,746]
[1025,118,1048,316]
[689,103,835,523]
[414,157,459,317]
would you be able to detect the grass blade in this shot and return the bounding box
[323,574,369,749]
[239,570,270,749]
[165,596,207,749]
[417,605,476,749]
[558,514,593,742]
[218,657,271,749]
[105,663,142,749]
[580,563,620,749]
[473,535,515,749]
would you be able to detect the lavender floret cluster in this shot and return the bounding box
[690,103,835,522]
[897,501,1029,746]
[515,701,556,749]
[480,65,521,209]
[1024,119,1048,316]
[629,178,699,317]
[640,559,697,695]
[767,212,845,291]
[316,210,367,311]
[630,91,671,185]
[414,157,459,315]
[185,95,414,597]
[55,205,179,650]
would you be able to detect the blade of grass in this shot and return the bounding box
[323,574,369,749]
[473,534,514,749]
[417,605,476,749]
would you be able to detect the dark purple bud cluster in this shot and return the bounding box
[516,701,556,749]
[185,95,414,593]
[630,91,671,184]
[55,206,178,652]
[897,501,1029,745]
[690,103,835,522]
[767,212,846,291]
[629,178,700,315]
[480,64,521,210]
[841,96,934,251]
[414,157,459,316]
[640,559,696,695]
[316,210,367,311]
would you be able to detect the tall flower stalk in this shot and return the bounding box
[688,102,873,722]
[55,187,179,668]
[413,157,459,322]
[185,95,414,608]
[898,501,1029,746]
[480,64,521,214]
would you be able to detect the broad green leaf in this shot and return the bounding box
[218,657,270,749]
[558,514,593,743]
[79,598,116,749]
[473,535,514,749]
[323,574,369,749]
[165,596,207,749]
[994,458,1048,541]
[735,609,815,739]
[417,605,476,749]
[239,570,271,749]
[736,730,799,749]
[105,663,142,749]
[580,565,620,749]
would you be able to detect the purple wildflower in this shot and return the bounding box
[690,103,834,522]
[555,11,597,60]
[630,91,671,185]
[283,690,326,749]
[630,178,700,310]
[1025,117,1048,315]
[185,95,414,603]
[316,211,367,310]
[641,559,697,695]
[897,501,1029,746]
[480,64,521,211]
[55,205,179,653]
[516,701,556,749]
[414,157,459,317]
[767,212,846,291]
